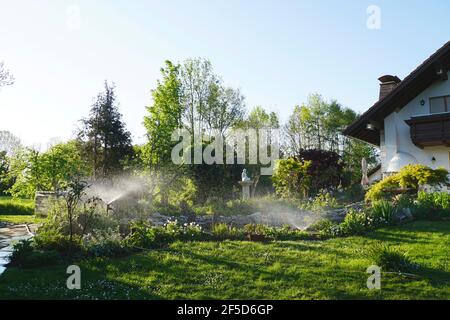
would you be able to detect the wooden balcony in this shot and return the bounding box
[405,113,450,148]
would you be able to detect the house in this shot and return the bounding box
[344,41,450,188]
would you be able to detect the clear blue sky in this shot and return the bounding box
[0,0,449,148]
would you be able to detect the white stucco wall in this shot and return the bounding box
[382,71,450,173]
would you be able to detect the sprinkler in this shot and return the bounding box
[106,201,115,214]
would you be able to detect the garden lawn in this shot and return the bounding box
[0,215,45,225]
[0,220,449,299]
[0,196,40,224]
[0,196,34,215]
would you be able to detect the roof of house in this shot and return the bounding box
[343,41,450,146]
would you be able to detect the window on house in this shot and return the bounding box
[430,96,450,114]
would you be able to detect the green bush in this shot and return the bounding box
[10,239,34,263]
[211,223,244,241]
[338,184,365,203]
[82,228,131,257]
[243,223,312,241]
[33,225,82,253]
[366,165,448,202]
[339,209,368,236]
[368,200,397,226]
[307,219,335,232]
[394,194,415,210]
[366,242,417,273]
[414,191,450,219]
[125,220,206,248]
[10,239,60,268]
[300,192,340,212]
[272,158,312,199]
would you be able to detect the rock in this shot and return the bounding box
[324,201,365,223]
[394,207,413,222]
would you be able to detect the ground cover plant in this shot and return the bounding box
[0,220,448,299]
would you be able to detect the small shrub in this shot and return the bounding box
[181,222,204,241]
[366,243,417,273]
[82,228,130,257]
[272,158,312,199]
[414,191,450,219]
[264,225,311,241]
[33,225,82,253]
[368,201,397,226]
[300,192,340,212]
[366,165,448,202]
[243,223,311,241]
[10,239,34,263]
[211,223,243,241]
[394,194,414,210]
[339,184,365,203]
[125,220,208,248]
[10,239,60,268]
[339,209,368,236]
[306,219,335,232]
[125,221,168,248]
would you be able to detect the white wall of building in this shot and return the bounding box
[382,71,450,172]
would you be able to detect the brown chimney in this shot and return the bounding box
[378,75,401,100]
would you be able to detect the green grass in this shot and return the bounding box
[0,215,45,225]
[0,196,38,224]
[0,196,34,216]
[0,220,448,299]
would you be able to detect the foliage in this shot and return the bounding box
[33,182,117,252]
[0,151,13,195]
[300,191,340,211]
[61,179,90,242]
[10,239,60,268]
[368,200,398,225]
[283,94,378,185]
[272,158,311,198]
[82,228,130,258]
[306,218,336,233]
[242,224,312,241]
[78,81,133,179]
[233,106,280,195]
[124,220,205,248]
[365,165,449,202]
[187,144,243,204]
[366,242,417,273]
[143,59,246,204]
[273,150,345,199]
[4,142,89,198]
[394,194,415,210]
[414,191,450,219]
[323,205,397,238]
[211,223,244,241]
[337,183,365,203]
[297,149,344,193]
[143,60,183,167]
[180,58,245,136]
[338,209,369,236]
[33,225,82,253]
